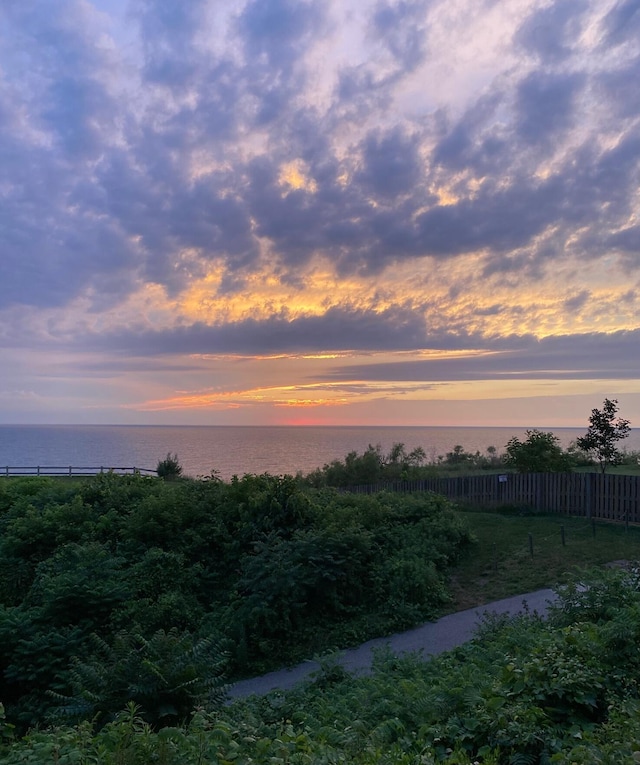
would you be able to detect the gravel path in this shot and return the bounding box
[227,588,558,699]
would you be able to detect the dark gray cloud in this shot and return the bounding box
[607,225,640,253]
[515,1,589,62]
[563,290,591,312]
[1,0,640,316]
[323,330,640,382]
[515,71,585,146]
[433,93,505,173]
[84,304,438,356]
[134,0,208,87]
[357,128,422,198]
[0,1,116,160]
[238,0,326,125]
[331,2,432,123]
[602,0,640,46]
[239,0,324,68]
[0,1,138,309]
[371,1,428,71]
[596,56,640,118]
[73,358,208,376]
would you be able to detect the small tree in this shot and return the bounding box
[156,453,183,481]
[504,430,572,473]
[576,398,631,474]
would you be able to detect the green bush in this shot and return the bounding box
[50,629,227,728]
[0,474,471,732]
[504,430,574,473]
[6,568,640,762]
[156,453,183,480]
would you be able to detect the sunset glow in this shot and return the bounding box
[1,0,639,426]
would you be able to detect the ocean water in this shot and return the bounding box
[1,425,639,480]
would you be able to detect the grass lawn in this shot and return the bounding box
[572,463,640,476]
[445,509,640,611]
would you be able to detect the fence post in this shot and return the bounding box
[69,466,72,477]
[37,466,40,476]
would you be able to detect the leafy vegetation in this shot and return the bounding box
[50,628,227,728]
[2,416,640,762]
[299,402,634,487]
[303,442,507,487]
[504,429,575,473]
[4,567,640,763]
[577,397,632,473]
[0,472,471,731]
[302,429,639,489]
[156,452,183,480]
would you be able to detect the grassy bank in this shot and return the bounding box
[446,509,640,611]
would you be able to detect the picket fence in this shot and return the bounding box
[344,472,640,524]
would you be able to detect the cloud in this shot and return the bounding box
[607,225,640,253]
[602,0,640,46]
[86,304,437,356]
[357,127,423,198]
[323,330,640,382]
[370,1,428,72]
[1,1,118,158]
[564,290,591,312]
[239,0,324,68]
[595,55,640,118]
[134,0,209,87]
[1,0,640,425]
[515,0,589,62]
[238,0,327,125]
[3,0,639,307]
[515,70,585,146]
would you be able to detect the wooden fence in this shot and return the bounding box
[3,468,638,523]
[344,472,640,524]
[0,466,156,478]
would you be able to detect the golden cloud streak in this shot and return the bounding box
[32,247,639,347]
[121,372,640,416]
[274,399,348,408]
[128,376,434,412]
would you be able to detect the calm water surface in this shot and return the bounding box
[1,425,639,481]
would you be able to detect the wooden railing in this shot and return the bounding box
[1,466,157,477]
[343,472,640,524]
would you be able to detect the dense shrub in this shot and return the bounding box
[504,430,575,473]
[304,442,513,488]
[5,568,640,763]
[156,452,183,480]
[50,629,227,728]
[0,473,472,731]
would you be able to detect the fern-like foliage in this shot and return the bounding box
[49,628,228,728]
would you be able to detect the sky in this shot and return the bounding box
[1,0,639,427]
